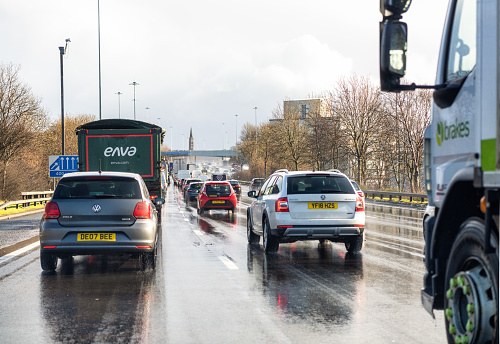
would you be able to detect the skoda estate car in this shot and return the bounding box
[39,171,164,271]
[247,169,365,253]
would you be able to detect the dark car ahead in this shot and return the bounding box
[39,171,164,272]
[250,178,265,192]
[186,182,203,201]
[228,180,242,195]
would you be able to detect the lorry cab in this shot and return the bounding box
[379,0,498,343]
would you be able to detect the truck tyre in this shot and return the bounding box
[345,233,364,253]
[263,217,279,253]
[247,213,260,245]
[41,251,58,272]
[444,218,498,344]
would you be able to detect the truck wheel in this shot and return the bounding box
[444,218,498,344]
[263,217,279,253]
[247,213,260,245]
[345,233,364,253]
[40,251,58,272]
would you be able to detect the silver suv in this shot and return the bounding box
[247,169,365,253]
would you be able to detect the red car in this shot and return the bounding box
[197,181,237,214]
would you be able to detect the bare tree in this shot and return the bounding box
[0,64,47,199]
[331,75,383,184]
[384,89,432,192]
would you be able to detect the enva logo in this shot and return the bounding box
[436,119,470,146]
[104,146,137,157]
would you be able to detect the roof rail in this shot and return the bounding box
[273,169,289,174]
[326,169,341,173]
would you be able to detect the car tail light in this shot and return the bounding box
[275,197,289,212]
[44,202,60,219]
[355,196,364,212]
[134,201,151,219]
[358,191,365,198]
[150,195,158,200]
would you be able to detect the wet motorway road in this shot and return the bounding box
[0,186,446,344]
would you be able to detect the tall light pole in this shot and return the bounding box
[97,0,102,119]
[115,92,122,118]
[235,114,238,147]
[253,107,258,154]
[145,107,150,121]
[59,38,71,155]
[222,122,225,149]
[170,126,173,151]
[129,81,139,119]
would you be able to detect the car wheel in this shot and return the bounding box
[263,217,279,253]
[247,212,260,245]
[345,233,364,253]
[40,251,58,272]
[444,218,498,344]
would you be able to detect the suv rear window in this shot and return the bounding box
[287,175,355,195]
[53,177,142,199]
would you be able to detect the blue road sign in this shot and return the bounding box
[49,155,79,178]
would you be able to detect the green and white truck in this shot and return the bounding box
[75,119,165,208]
[380,0,498,343]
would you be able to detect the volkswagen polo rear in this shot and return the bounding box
[39,171,162,271]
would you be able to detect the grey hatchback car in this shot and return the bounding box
[39,171,164,271]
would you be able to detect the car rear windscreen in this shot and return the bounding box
[53,177,142,199]
[287,175,355,195]
[205,184,231,197]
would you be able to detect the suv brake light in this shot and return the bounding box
[44,202,60,219]
[134,201,151,219]
[275,197,289,212]
[355,196,364,212]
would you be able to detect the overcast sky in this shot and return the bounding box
[1,0,448,150]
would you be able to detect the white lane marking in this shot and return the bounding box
[218,255,239,270]
[193,230,203,237]
[0,241,40,264]
[368,240,425,258]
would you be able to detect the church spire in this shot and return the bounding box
[189,128,194,151]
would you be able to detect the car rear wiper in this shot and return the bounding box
[94,194,123,198]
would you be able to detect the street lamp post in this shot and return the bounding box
[222,122,225,149]
[115,92,122,118]
[235,114,238,147]
[59,38,71,155]
[98,0,102,119]
[170,126,173,151]
[129,81,139,119]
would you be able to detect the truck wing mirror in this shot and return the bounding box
[380,20,408,91]
[380,0,412,17]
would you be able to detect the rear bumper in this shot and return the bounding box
[272,226,364,241]
[40,244,154,256]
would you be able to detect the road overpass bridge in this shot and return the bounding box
[162,150,237,158]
